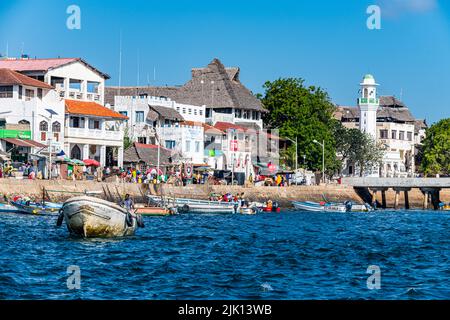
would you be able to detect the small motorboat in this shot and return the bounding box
[57,196,144,237]
[292,201,372,213]
[292,201,348,213]
[439,202,450,211]
[10,198,59,215]
[148,195,237,214]
[0,203,20,213]
[239,206,260,215]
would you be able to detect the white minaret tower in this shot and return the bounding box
[358,74,379,139]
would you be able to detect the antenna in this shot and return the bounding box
[137,50,140,87]
[118,30,123,96]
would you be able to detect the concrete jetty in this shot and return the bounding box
[343,177,450,210]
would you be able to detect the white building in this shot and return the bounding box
[0,68,65,167]
[337,74,421,177]
[0,57,126,167]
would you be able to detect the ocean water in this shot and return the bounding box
[0,210,448,300]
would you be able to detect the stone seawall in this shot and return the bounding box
[1,179,449,209]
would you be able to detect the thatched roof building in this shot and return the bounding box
[106,58,266,112]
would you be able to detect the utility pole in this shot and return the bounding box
[313,139,325,184]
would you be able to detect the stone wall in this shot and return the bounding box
[0,179,449,209]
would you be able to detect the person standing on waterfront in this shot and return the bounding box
[121,194,135,211]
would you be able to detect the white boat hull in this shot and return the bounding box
[149,195,237,214]
[61,196,140,237]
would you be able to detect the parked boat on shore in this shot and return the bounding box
[57,196,144,237]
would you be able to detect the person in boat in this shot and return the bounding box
[267,200,273,211]
[121,194,135,211]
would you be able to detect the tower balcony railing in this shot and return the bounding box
[358,98,379,104]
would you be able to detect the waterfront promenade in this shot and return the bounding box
[1,179,449,209]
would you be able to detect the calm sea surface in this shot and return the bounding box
[0,210,448,300]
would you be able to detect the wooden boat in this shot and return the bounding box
[292,201,348,213]
[135,206,177,216]
[439,203,450,211]
[292,201,372,213]
[10,199,59,215]
[0,203,20,213]
[57,196,144,237]
[148,195,237,214]
[239,206,260,215]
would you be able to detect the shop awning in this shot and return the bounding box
[1,138,47,148]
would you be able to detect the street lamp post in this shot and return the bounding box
[313,139,325,184]
[284,136,298,172]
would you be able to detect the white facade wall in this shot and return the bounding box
[44,61,105,105]
[0,84,65,153]
[157,124,205,164]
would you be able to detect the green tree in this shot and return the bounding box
[123,126,133,150]
[348,131,385,177]
[261,78,340,175]
[421,118,450,176]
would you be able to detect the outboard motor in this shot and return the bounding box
[272,201,280,212]
[56,208,64,227]
[135,214,145,228]
[344,201,353,212]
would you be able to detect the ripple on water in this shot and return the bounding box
[0,210,448,299]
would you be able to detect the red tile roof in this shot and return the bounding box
[213,122,247,133]
[1,138,46,148]
[0,58,110,79]
[0,58,78,72]
[0,68,53,89]
[65,100,128,120]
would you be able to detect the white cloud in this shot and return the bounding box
[378,0,437,17]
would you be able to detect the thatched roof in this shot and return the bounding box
[335,96,416,123]
[414,119,428,133]
[106,58,266,112]
[123,143,173,166]
[147,105,184,122]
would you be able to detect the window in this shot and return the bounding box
[53,133,59,142]
[0,86,13,98]
[380,129,388,139]
[70,116,85,128]
[176,107,180,112]
[69,79,82,90]
[194,109,197,116]
[135,111,144,123]
[138,137,147,144]
[407,132,413,141]
[89,119,101,129]
[195,141,200,153]
[182,108,186,114]
[399,131,405,140]
[199,110,203,116]
[87,81,100,93]
[52,121,61,132]
[25,89,34,101]
[391,130,397,140]
[165,140,176,149]
[235,109,242,118]
[185,140,191,152]
[40,132,47,141]
[188,108,192,115]
[18,86,23,99]
[119,111,128,122]
[39,120,48,132]
[37,88,43,99]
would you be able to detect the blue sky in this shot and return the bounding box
[1,0,449,123]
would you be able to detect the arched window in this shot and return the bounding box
[19,120,30,125]
[363,88,368,98]
[39,120,48,132]
[52,121,61,132]
[71,145,81,160]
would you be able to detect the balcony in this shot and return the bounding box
[358,98,379,104]
[86,93,101,102]
[65,127,123,141]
